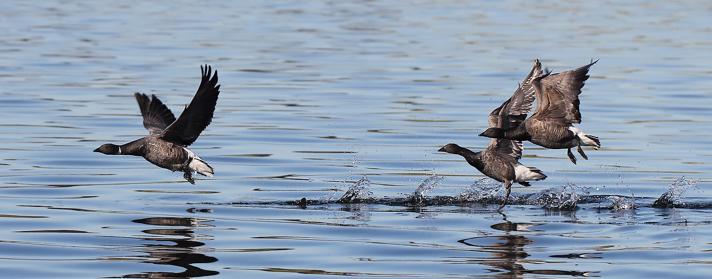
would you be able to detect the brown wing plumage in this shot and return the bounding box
[161,65,221,146]
[487,138,524,161]
[486,59,543,160]
[532,60,597,124]
[488,59,542,129]
[135,93,176,135]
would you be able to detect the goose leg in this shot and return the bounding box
[567,148,577,164]
[183,171,195,184]
[498,180,512,211]
[577,144,589,160]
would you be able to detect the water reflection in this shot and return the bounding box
[459,219,590,278]
[124,216,219,278]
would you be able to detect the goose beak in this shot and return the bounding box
[438,147,446,152]
[93,148,100,152]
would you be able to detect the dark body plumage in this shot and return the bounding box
[440,60,547,210]
[480,60,601,164]
[94,65,220,184]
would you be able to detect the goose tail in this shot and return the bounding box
[190,157,214,177]
[515,165,547,185]
[582,134,601,150]
[569,127,601,150]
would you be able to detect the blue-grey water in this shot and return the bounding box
[1,1,711,278]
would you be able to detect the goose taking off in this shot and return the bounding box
[480,60,600,164]
[94,65,221,184]
[440,60,547,210]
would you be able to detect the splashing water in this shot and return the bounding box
[409,175,444,204]
[414,175,444,197]
[533,183,588,210]
[609,195,637,211]
[337,176,373,203]
[652,176,698,208]
[319,188,340,203]
[458,178,502,203]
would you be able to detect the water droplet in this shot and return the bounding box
[338,176,373,203]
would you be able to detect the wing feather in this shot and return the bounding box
[160,65,221,146]
[135,93,176,135]
[532,60,596,124]
[486,59,543,161]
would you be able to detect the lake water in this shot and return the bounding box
[1,1,711,278]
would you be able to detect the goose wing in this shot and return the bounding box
[488,59,542,129]
[532,60,596,124]
[160,65,221,146]
[486,59,543,160]
[135,93,176,135]
[487,138,524,161]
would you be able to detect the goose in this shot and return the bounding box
[480,60,600,164]
[94,65,220,184]
[440,60,547,210]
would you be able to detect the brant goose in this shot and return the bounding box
[94,65,220,184]
[480,60,600,164]
[440,60,547,210]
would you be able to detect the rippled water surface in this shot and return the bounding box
[1,1,711,278]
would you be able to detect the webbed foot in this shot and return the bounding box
[567,148,577,164]
[498,181,512,211]
[184,171,195,184]
[577,145,589,160]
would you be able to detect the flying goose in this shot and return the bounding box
[94,65,220,184]
[440,60,547,210]
[480,60,600,164]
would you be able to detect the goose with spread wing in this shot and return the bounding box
[480,60,600,164]
[94,65,220,184]
[439,60,547,210]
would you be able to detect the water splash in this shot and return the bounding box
[409,175,444,204]
[337,176,373,203]
[319,188,340,204]
[458,178,502,203]
[652,176,698,208]
[609,195,637,211]
[533,183,587,210]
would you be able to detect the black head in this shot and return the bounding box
[479,128,504,138]
[438,143,463,154]
[94,143,120,155]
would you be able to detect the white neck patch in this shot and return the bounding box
[118,146,122,154]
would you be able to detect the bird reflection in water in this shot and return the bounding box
[458,216,591,278]
[123,216,219,278]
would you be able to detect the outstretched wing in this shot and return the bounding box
[486,59,542,160]
[488,59,542,129]
[532,59,597,124]
[160,65,221,146]
[135,93,176,135]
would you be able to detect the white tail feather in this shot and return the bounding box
[515,164,546,183]
[569,127,601,149]
[190,157,214,177]
[183,148,214,177]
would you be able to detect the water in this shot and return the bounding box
[1,0,711,278]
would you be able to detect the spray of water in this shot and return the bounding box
[409,175,444,204]
[652,176,698,208]
[609,195,637,211]
[337,176,373,203]
[533,183,587,210]
[458,178,502,203]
